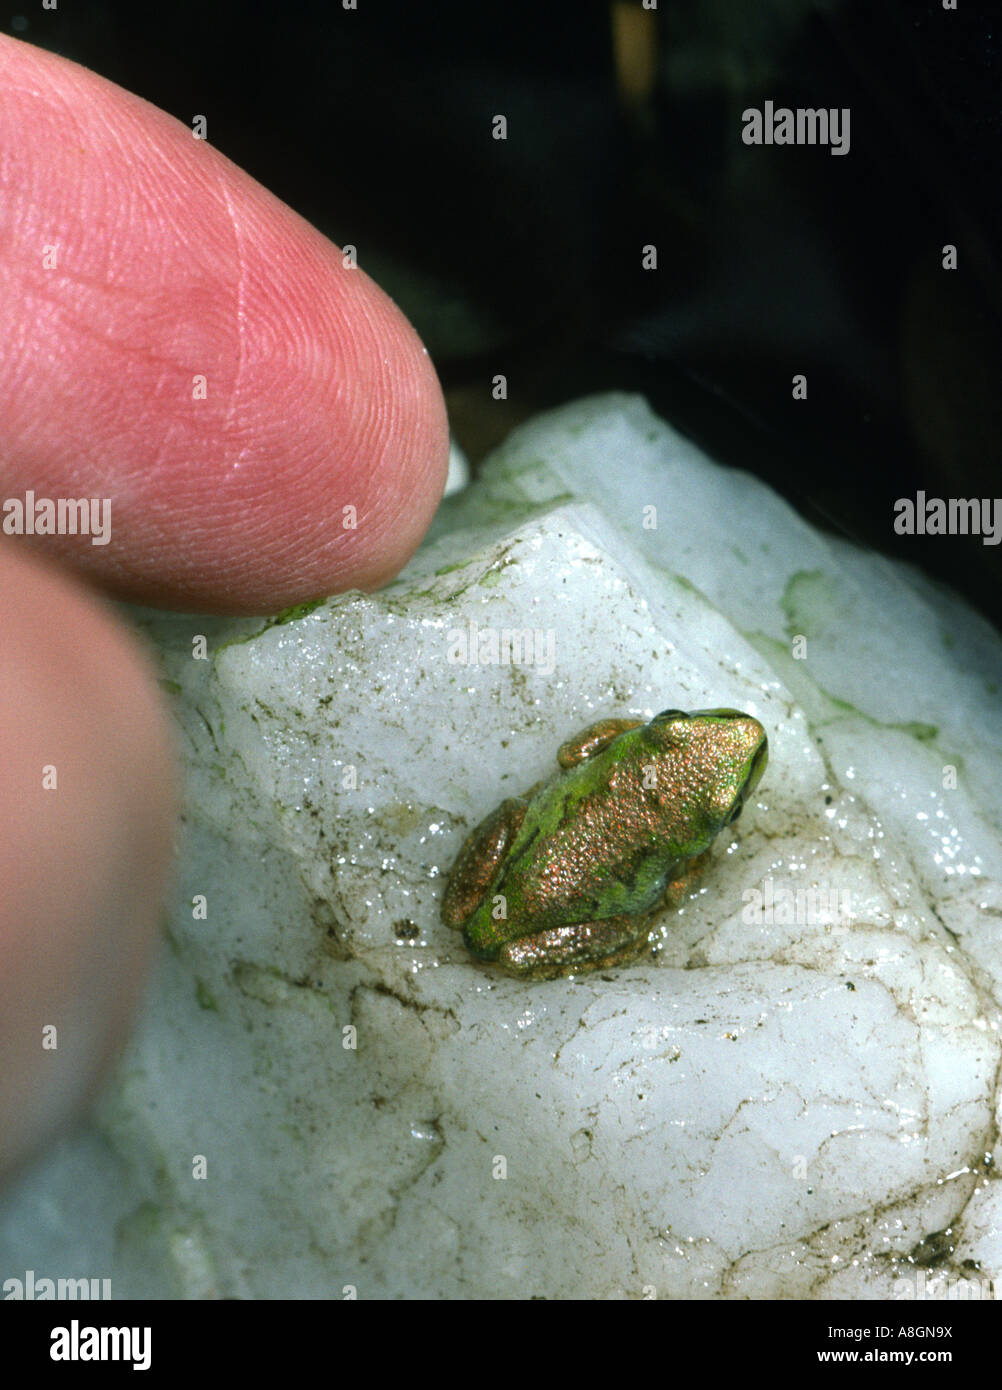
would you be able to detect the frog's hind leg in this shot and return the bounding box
[440,798,528,928]
[498,914,656,980]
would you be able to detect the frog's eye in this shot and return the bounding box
[653,708,688,723]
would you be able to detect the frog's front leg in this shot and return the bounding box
[497,913,656,979]
[556,718,644,768]
[440,798,528,928]
[661,847,714,909]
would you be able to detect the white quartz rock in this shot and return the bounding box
[2,392,1000,1301]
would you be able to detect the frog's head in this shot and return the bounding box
[647,706,768,838]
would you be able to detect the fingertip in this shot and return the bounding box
[0,35,450,613]
[0,544,177,1181]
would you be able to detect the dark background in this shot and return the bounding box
[5,0,1001,634]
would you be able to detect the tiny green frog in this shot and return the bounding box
[441,708,768,979]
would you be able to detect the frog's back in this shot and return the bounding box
[499,761,679,929]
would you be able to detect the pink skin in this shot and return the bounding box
[0,37,450,1181]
